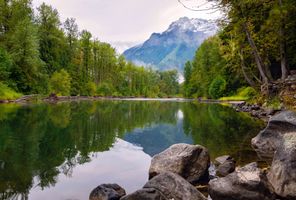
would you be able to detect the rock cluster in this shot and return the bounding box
[149,143,210,184]
[252,111,296,199]
[89,111,296,200]
[233,102,281,120]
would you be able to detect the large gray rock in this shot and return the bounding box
[267,132,296,199]
[121,172,206,200]
[251,111,296,158]
[120,188,166,200]
[209,163,276,200]
[149,143,210,184]
[89,184,126,200]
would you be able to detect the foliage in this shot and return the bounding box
[84,82,97,96]
[0,1,179,98]
[49,69,71,96]
[220,87,258,101]
[0,82,22,100]
[208,76,227,99]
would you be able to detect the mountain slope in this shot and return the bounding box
[123,17,218,72]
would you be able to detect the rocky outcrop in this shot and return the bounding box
[267,132,296,199]
[209,162,276,200]
[149,143,210,184]
[121,172,207,200]
[251,111,296,198]
[251,111,296,158]
[89,184,126,200]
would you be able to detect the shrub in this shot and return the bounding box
[0,82,22,100]
[49,69,71,96]
[84,81,96,96]
[208,76,227,99]
[97,83,114,96]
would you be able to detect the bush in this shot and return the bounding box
[208,76,227,99]
[0,82,22,100]
[49,69,71,96]
[219,86,258,101]
[84,81,96,96]
[97,83,114,96]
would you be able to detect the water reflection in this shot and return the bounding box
[0,100,264,199]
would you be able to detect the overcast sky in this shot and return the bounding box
[33,0,221,52]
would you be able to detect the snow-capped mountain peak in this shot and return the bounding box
[123,17,219,72]
[166,17,217,35]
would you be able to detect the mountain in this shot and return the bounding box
[123,17,218,72]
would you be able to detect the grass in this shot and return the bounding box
[219,87,258,102]
[0,82,22,100]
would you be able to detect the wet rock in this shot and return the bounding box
[267,132,296,199]
[149,143,210,184]
[209,162,276,200]
[89,184,126,200]
[122,172,207,200]
[251,111,296,158]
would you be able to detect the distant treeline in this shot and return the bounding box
[0,0,179,98]
[183,0,296,100]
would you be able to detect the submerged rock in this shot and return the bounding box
[149,143,210,184]
[251,111,296,158]
[267,132,296,199]
[121,172,206,200]
[209,162,276,200]
[89,184,126,200]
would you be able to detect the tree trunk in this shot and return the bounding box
[243,22,270,84]
[279,0,289,80]
[239,49,256,87]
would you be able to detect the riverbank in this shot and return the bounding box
[0,94,246,104]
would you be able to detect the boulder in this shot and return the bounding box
[121,172,206,200]
[89,184,126,200]
[251,111,296,158]
[209,162,276,200]
[149,143,210,184]
[120,188,166,200]
[267,132,296,199]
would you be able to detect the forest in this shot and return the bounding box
[183,0,296,105]
[0,0,179,99]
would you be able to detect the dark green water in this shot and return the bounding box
[0,100,264,200]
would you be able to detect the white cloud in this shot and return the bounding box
[33,0,221,52]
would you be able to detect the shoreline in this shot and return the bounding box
[0,95,246,105]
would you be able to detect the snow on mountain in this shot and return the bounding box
[123,17,219,72]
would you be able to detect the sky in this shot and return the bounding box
[33,0,221,53]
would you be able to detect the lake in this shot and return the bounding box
[0,100,264,200]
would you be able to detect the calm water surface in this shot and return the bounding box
[0,100,264,200]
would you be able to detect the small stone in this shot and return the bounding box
[217,160,236,177]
